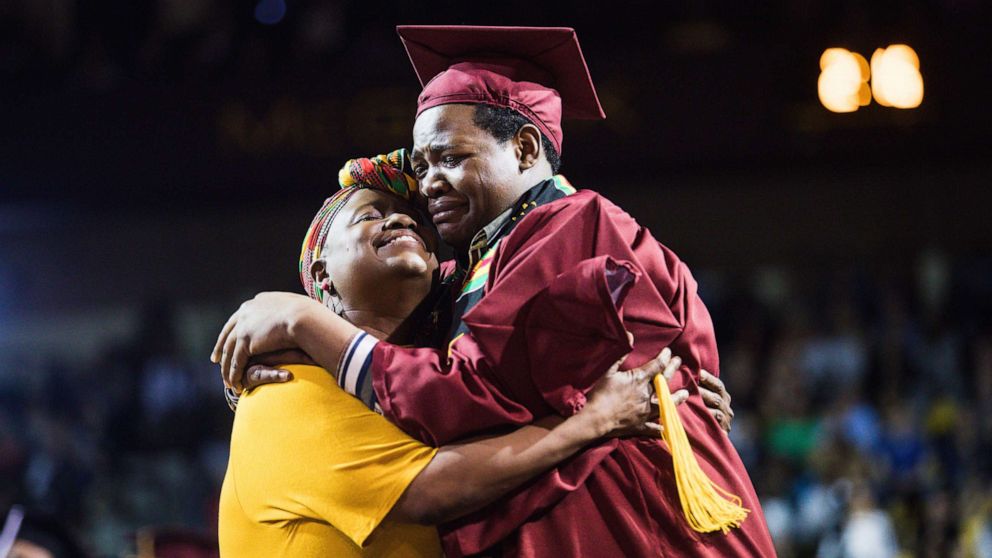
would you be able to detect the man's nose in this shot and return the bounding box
[421,169,449,199]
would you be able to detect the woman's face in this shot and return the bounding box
[316,189,439,307]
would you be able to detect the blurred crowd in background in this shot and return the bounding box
[3,250,991,557]
[0,299,229,556]
[2,0,991,557]
[709,251,992,558]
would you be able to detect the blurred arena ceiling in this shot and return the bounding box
[0,0,990,208]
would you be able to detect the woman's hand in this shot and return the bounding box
[235,349,321,391]
[581,347,689,439]
[211,292,325,392]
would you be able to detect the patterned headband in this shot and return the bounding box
[299,149,419,301]
[338,148,418,200]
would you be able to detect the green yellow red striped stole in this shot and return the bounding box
[552,174,576,195]
[455,176,571,300]
[443,176,575,345]
[459,240,500,299]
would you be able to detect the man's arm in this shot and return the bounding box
[211,292,360,392]
[222,256,732,442]
[236,325,735,432]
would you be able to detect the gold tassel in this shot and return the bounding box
[654,374,750,534]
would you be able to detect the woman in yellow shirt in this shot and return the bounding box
[217,155,684,557]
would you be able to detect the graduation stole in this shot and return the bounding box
[444,176,574,346]
[460,242,499,299]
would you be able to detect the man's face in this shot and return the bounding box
[410,104,521,252]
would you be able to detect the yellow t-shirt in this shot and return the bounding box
[218,364,442,557]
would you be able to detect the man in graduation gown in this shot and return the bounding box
[218,25,775,557]
[327,26,776,557]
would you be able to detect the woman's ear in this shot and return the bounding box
[310,260,333,295]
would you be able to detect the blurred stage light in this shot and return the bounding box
[871,45,924,109]
[254,0,286,25]
[818,48,871,113]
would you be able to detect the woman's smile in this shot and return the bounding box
[373,228,428,256]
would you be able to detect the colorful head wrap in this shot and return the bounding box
[299,149,419,301]
[338,149,419,200]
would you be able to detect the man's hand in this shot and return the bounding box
[585,347,690,439]
[699,369,734,432]
[210,292,324,393]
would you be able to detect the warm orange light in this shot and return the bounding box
[870,45,923,109]
[818,48,871,113]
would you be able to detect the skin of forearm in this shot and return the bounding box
[391,411,611,525]
[287,304,361,380]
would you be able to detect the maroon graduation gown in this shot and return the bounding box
[371,189,776,557]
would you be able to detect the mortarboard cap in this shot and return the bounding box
[397,25,606,154]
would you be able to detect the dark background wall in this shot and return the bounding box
[1,1,990,556]
[2,1,989,319]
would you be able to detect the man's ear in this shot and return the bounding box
[514,124,542,172]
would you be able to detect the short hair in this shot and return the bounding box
[472,104,562,174]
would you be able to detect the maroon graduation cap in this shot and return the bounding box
[397,25,606,154]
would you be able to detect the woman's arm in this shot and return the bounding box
[389,349,687,525]
[214,294,736,435]
[232,324,737,437]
